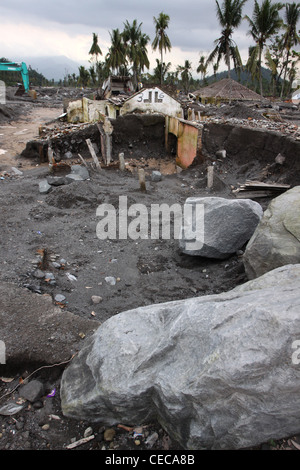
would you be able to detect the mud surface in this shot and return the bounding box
[0,88,300,452]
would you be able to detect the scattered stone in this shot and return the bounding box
[47,176,66,186]
[19,380,44,403]
[33,269,45,279]
[60,264,300,450]
[275,153,285,165]
[84,427,93,438]
[54,294,66,303]
[151,171,162,182]
[65,165,89,182]
[39,180,52,194]
[91,295,103,304]
[105,276,116,286]
[11,167,23,176]
[216,149,226,159]
[104,428,116,442]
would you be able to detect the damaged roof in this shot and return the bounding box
[194,78,262,101]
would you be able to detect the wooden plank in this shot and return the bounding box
[244,181,290,189]
[234,190,276,199]
[86,139,101,171]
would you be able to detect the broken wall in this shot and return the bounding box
[67,97,119,123]
[166,116,203,169]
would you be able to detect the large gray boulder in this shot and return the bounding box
[60,264,300,450]
[243,186,300,279]
[179,196,263,259]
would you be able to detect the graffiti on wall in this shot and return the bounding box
[136,89,165,104]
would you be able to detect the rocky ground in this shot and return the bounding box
[0,87,300,452]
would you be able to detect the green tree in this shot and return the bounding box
[245,0,283,97]
[106,28,127,75]
[153,59,171,84]
[123,19,150,88]
[89,33,102,64]
[207,0,248,79]
[280,2,300,97]
[152,12,172,85]
[177,60,193,94]
[78,66,90,87]
[197,55,208,84]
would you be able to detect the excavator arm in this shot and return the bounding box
[0,61,35,97]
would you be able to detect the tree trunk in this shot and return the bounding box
[161,49,163,85]
[280,49,290,99]
[259,47,263,97]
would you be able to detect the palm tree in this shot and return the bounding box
[177,60,193,94]
[197,55,208,84]
[152,12,172,85]
[245,0,283,97]
[89,33,102,64]
[123,19,150,88]
[280,2,300,97]
[153,59,171,84]
[207,0,248,79]
[106,28,127,75]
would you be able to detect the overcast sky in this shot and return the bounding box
[0,0,291,77]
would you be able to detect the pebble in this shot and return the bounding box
[91,295,103,304]
[84,427,93,438]
[54,294,66,303]
[104,428,116,442]
[105,276,116,286]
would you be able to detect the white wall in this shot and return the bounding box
[121,87,182,117]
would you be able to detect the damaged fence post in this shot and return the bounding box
[96,122,107,165]
[86,138,101,171]
[48,141,55,173]
[138,168,146,192]
[207,166,214,189]
[119,152,125,171]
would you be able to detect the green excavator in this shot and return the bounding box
[0,61,36,98]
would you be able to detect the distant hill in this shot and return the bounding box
[13,55,90,82]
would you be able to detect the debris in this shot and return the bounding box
[233,180,291,199]
[66,273,77,282]
[145,431,159,448]
[0,403,25,416]
[86,138,101,171]
[47,388,56,398]
[66,435,95,449]
[117,424,134,432]
[54,294,66,303]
